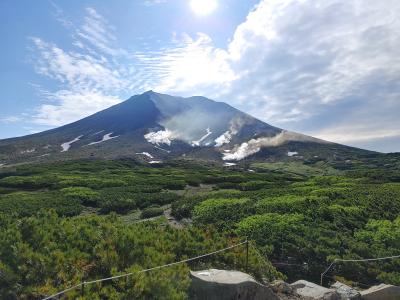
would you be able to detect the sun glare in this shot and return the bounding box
[190,0,218,16]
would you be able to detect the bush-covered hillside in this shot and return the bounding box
[0,156,399,298]
[0,210,282,299]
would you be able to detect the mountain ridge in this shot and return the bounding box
[0,91,374,166]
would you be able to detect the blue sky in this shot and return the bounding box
[1,0,399,153]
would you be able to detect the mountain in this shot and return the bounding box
[0,91,373,166]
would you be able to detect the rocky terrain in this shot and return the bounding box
[190,269,400,300]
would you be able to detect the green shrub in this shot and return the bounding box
[0,175,56,189]
[61,186,101,206]
[100,198,137,214]
[172,195,206,219]
[140,206,164,219]
[58,177,127,189]
[0,211,281,299]
[193,198,251,229]
[239,180,269,191]
[236,213,305,256]
[0,192,83,217]
[256,195,323,214]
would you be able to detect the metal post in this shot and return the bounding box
[81,280,85,297]
[245,238,249,272]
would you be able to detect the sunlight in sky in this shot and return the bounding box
[190,0,218,16]
[1,0,399,152]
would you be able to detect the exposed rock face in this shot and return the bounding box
[291,280,340,300]
[360,284,400,300]
[189,269,279,300]
[270,280,296,295]
[331,282,361,300]
[189,269,399,300]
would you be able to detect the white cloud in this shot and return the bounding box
[76,7,126,56]
[136,0,400,151]
[314,126,400,144]
[31,37,125,91]
[24,1,400,152]
[1,116,22,123]
[34,90,120,126]
[135,33,237,95]
[29,7,141,126]
[143,0,167,6]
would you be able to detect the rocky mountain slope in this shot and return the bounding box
[0,91,373,166]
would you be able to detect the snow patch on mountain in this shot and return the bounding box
[88,133,119,146]
[21,148,36,154]
[215,131,232,147]
[192,128,212,146]
[154,145,171,153]
[145,129,175,146]
[223,162,237,167]
[214,118,244,147]
[61,136,83,152]
[91,130,105,136]
[136,152,154,159]
[223,131,325,161]
[149,160,162,164]
[288,151,298,157]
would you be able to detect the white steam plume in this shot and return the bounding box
[144,129,176,146]
[214,117,245,147]
[223,131,327,161]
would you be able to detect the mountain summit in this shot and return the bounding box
[0,91,370,165]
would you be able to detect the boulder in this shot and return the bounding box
[360,284,400,300]
[331,282,361,300]
[189,269,279,300]
[291,280,340,300]
[270,280,296,295]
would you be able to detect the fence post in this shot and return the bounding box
[81,280,85,297]
[245,237,249,272]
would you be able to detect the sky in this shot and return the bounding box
[0,0,399,153]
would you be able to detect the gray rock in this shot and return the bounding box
[189,269,279,300]
[331,282,361,299]
[360,283,400,300]
[291,280,340,300]
[271,280,296,295]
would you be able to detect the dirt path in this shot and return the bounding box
[164,208,185,229]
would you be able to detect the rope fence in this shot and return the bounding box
[39,239,400,299]
[42,239,248,300]
[320,254,400,285]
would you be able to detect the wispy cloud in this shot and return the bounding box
[143,0,168,6]
[29,7,142,126]
[1,116,23,123]
[134,33,237,95]
[31,37,125,91]
[24,0,400,151]
[76,7,126,56]
[34,90,121,126]
[134,0,400,151]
